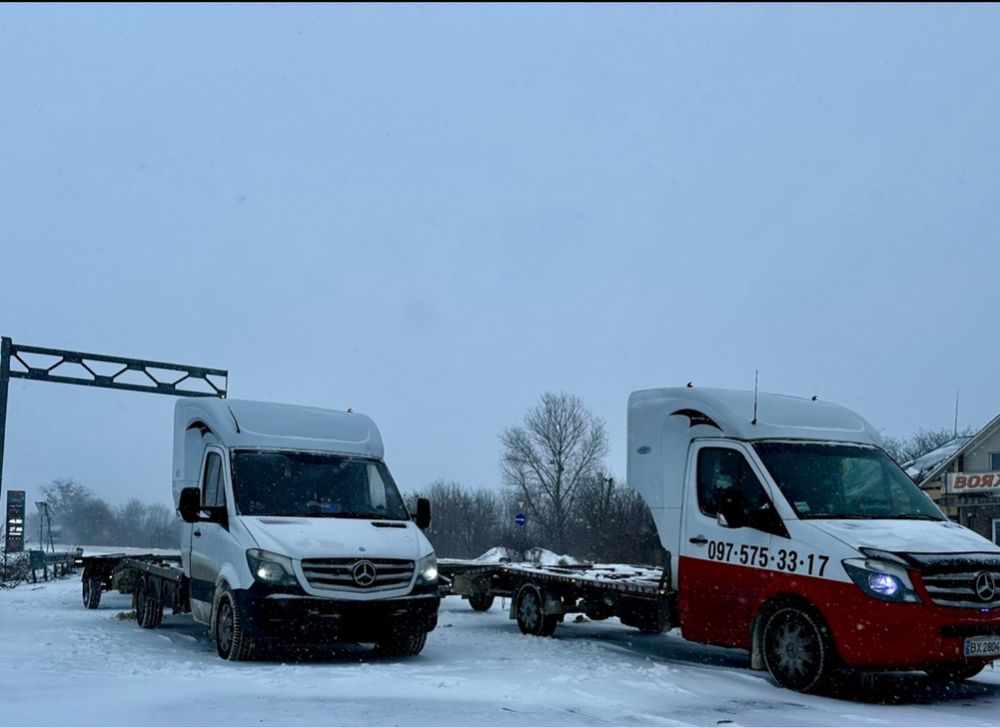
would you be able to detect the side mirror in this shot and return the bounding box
[415,497,431,530]
[718,490,746,529]
[178,487,202,524]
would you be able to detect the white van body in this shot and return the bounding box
[629,387,1000,690]
[172,398,438,655]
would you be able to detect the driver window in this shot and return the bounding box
[201,452,225,508]
[697,447,768,517]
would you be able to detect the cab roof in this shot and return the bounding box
[174,398,384,458]
[628,387,882,446]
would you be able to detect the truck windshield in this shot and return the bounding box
[230,450,410,520]
[753,442,945,521]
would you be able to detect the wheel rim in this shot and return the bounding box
[82,580,91,605]
[767,612,819,686]
[519,589,541,633]
[217,601,234,655]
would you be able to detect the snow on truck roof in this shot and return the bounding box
[628,387,882,446]
[174,398,384,458]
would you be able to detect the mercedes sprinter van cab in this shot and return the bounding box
[172,398,438,660]
[628,387,1000,692]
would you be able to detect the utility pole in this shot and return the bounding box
[0,338,11,510]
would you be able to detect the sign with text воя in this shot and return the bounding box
[945,472,1000,495]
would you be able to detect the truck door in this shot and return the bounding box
[680,443,779,649]
[188,448,227,624]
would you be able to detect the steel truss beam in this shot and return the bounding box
[0,337,228,537]
[5,340,227,397]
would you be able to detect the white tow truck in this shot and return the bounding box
[443,387,1000,692]
[80,398,439,659]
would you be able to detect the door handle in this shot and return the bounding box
[193,530,202,537]
[688,535,708,545]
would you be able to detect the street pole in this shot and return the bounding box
[0,337,10,518]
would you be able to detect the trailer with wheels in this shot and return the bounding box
[79,553,187,629]
[440,560,673,636]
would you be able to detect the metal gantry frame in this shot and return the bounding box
[0,336,228,540]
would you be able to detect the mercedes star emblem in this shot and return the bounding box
[352,560,377,587]
[975,571,996,602]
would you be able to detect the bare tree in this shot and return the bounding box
[418,481,504,559]
[882,426,975,464]
[500,392,609,553]
[572,474,665,564]
[39,479,178,548]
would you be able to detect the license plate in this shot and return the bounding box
[964,636,1000,657]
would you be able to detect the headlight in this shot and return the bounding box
[246,549,298,586]
[843,558,920,603]
[415,552,438,586]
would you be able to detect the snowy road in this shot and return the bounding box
[3,577,1000,726]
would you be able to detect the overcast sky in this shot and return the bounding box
[2,3,999,508]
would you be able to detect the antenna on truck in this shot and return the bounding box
[751,370,759,425]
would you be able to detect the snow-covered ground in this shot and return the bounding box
[4,576,1000,726]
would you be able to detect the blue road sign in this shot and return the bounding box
[514,512,527,526]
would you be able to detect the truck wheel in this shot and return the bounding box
[82,577,102,609]
[924,661,988,682]
[762,606,834,693]
[515,583,558,637]
[374,631,428,657]
[215,592,254,661]
[134,577,163,629]
[468,592,495,612]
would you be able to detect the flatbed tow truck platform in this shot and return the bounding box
[438,558,675,636]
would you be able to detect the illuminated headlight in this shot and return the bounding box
[843,558,920,603]
[415,552,438,586]
[246,549,298,586]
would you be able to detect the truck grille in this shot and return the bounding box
[300,557,414,593]
[921,570,1000,609]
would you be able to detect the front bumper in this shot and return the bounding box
[821,585,1000,669]
[233,584,440,643]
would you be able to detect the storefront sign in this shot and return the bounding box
[944,472,1000,495]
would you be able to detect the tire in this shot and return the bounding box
[762,606,835,693]
[468,592,495,612]
[374,631,428,657]
[134,577,163,629]
[636,608,669,635]
[924,661,988,682]
[214,591,254,661]
[515,583,559,637]
[82,577,102,609]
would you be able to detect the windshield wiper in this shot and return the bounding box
[306,511,407,520]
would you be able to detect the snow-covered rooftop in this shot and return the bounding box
[904,437,972,481]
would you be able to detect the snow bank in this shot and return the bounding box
[472,546,583,566]
[523,547,583,566]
